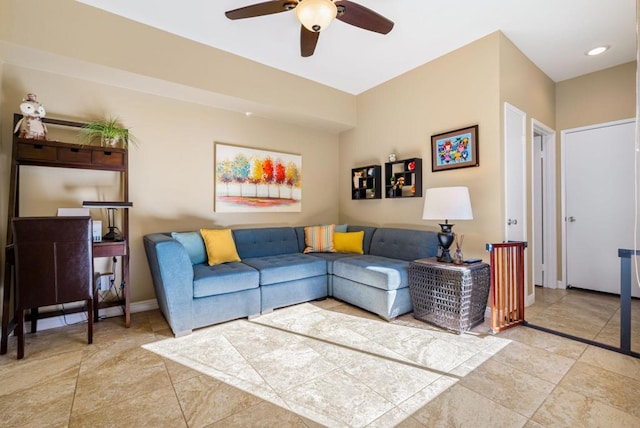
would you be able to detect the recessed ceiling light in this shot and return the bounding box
[245,111,253,117]
[586,46,609,56]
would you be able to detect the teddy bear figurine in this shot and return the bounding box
[13,93,47,140]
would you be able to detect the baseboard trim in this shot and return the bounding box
[26,299,159,332]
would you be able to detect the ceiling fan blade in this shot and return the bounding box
[334,0,394,34]
[225,1,297,20]
[300,25,320,57]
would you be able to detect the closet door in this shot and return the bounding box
[564,119,637,296]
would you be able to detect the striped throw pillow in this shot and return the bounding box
[303,224,336,253]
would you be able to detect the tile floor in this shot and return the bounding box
[526,286,640,353]
[0,294,639,427]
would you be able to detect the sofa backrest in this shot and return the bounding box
[346,225,377,254]
[233,227,299,259]
[369,227,438,261]
[294,225,377,254]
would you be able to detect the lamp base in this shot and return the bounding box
[436,222,455,263]
[102,227,123,242]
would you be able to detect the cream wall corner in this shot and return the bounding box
[340,32,503,261]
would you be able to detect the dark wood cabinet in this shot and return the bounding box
[384,158,422,198]
[351,165,381,200]
[4,114,131,327]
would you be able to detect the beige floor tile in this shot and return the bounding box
[578,345,640,382]
[210,400,313,427]
[558,361,640,418]
[0,349,83,395]
[532,386,640,428]
[386,330,478,372]
[341,351,442,405]
[281,368,395,427]
[396,376,458,416]
[163,357,204,384]
[408,383,527,427]
[460,358,555,417]
[73,345,171,415]
[220,320,306,359]
[69,386,186,428]
[490,340,575,384]
[368,406,424,428]
[248,341,337,394]
[173,374,263,427]
[496,325,587,360]
[0,353,80,428]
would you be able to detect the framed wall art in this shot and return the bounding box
[431,125,479,172]
[214,142,302,212]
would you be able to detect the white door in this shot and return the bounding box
[505,103,527,242]
[564,119,637,296]
[504,103,531,302]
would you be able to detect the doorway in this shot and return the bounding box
[532,120,557,290]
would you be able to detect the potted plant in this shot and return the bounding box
[80,117,138,149]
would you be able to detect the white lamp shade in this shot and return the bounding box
[422,187,473,221]
[295,0,337,32]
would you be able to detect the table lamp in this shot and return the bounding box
[422,187,473,263]
[82,201,133,241]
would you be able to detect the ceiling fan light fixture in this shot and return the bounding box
[295,0,337,32]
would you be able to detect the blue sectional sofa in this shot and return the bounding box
[143,225,438,336]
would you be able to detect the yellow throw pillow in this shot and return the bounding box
[334,231,364,254]
[303,224,336,253]
[200,228,241,266]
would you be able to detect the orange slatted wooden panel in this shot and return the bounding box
[486,242,527,333]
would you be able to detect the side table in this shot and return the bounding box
[408,257,490,333]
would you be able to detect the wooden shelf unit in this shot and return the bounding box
[4,114,131,327]
[384,157,422,198]
[351,165,381,200]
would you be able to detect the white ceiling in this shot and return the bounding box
[77,0,636,95]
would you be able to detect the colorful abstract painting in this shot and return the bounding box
[214,143,302,212]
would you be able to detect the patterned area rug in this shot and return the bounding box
[143,300,510,426]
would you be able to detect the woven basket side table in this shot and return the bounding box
[408,258,490,333]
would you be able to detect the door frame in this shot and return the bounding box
[531,119,557,289]
[560,118,636,288]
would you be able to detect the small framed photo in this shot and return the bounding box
[431,125,479,172]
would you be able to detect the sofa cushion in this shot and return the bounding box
[303,224,336,253]
[334,231,364,254]
[200,228,241,265]
[242,253,327,286]
[193,262,259,298]
[309,252,359,274]
[334,224,348,232]
[333,255,410,291]
[233,227,299,259]
[171,231,206,265]
[346,226,377,254]
[369,228,438,261]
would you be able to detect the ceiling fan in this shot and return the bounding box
[225,0,394,57]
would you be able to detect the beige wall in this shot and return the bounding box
[0,65,341,303]
[340,33,503,261]
[556,62,636,131]
[0,0,353,303]
[498,34,556,293]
